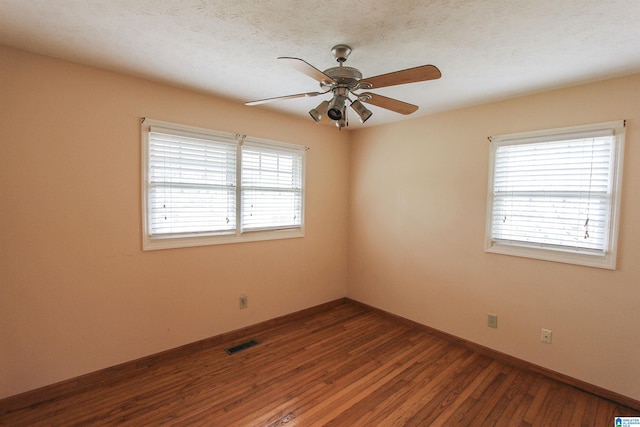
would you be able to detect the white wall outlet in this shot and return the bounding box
[488,314,498,328]
[239,295,248,310]
[541,328,552,344]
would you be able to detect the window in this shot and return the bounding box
[485,121,625,269]
[141,119,305,250]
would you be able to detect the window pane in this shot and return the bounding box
[148,131,236,236]
[241,143,304,231]
[149,185,236,235]
[491,193,608,250]
[242,189,302,229]
[491,136,613,251]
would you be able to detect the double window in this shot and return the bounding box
[142,119,305,250]
[485,121,625,269]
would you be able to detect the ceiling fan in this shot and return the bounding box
[245,44,442,129]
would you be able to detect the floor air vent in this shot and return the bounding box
[225,339,260,355]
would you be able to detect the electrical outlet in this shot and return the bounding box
[488,314,498,329]
[541,328,552,344]
[239,295,248,310]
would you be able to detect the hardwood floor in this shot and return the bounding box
[1,301,637,426]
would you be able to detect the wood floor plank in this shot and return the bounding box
[343,340,458,426]
[490,371,537,426]
[1,300,637,426]
[480,370,532,426]
[522,375,553,424]
[432,360,505,426]
[300,333,449,425]
[402,353,494,426]
[456,366,520,426]
[365,344,471,426]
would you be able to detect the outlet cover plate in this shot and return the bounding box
[488,314,498,328]
[541,328,552,344]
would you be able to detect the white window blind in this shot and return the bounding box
[148,128,237,237]
[241,141,304,232]
[485,121,625,269]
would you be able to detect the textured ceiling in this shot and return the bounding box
[2,0,640,129]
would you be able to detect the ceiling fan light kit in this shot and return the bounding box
[246,44,441,129]
[309,100,329,122]
[350,99,373,124]
[327,88,348,120]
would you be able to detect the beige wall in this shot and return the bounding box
[2,43,639,403]
[0,46,349,399]
[348,74,640,400]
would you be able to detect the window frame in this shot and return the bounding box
[484,120,625,269]
[141,119,305,250]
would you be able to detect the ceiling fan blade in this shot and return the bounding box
[361,65,441,89]
[358,92,419,115]
[245,91,326,106]
[278,57,337,85]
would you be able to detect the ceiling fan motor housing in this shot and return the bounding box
[321,66,362,90]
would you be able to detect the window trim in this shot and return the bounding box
[141,119,305,250]
[484,120,625,269]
